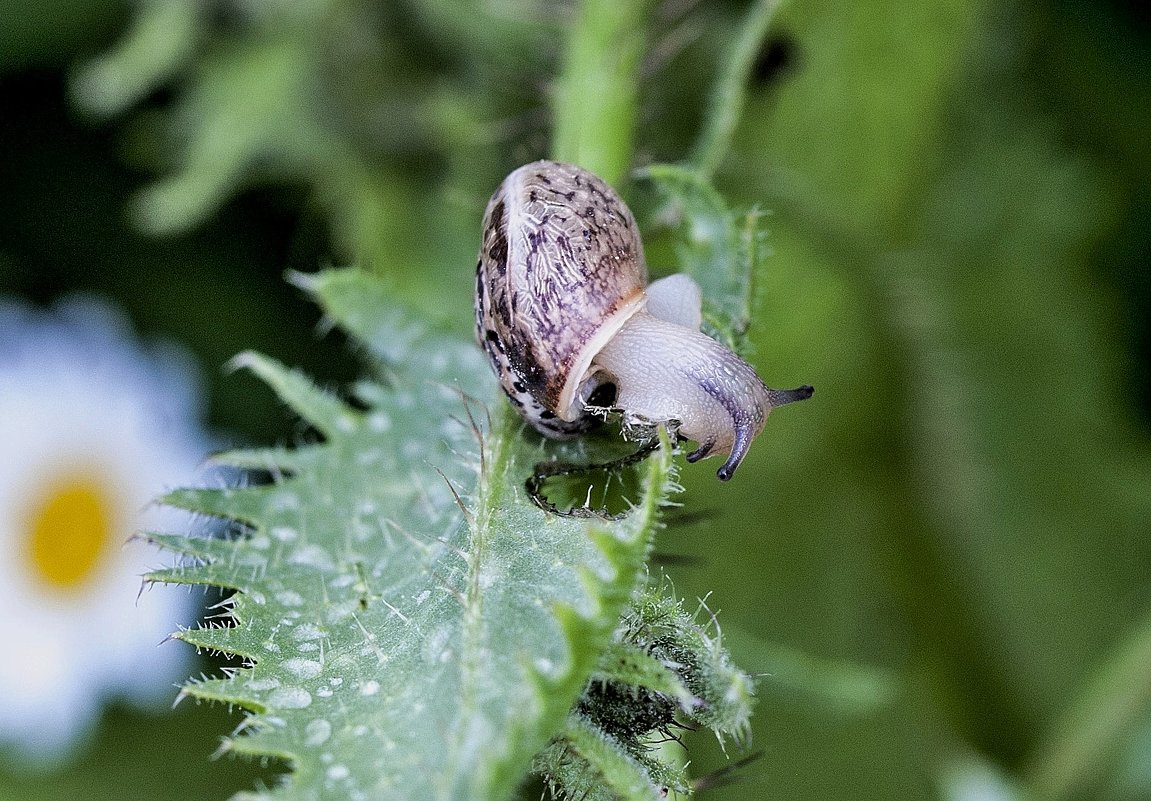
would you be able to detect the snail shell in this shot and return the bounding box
[475,160,812,480]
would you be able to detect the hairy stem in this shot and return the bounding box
[552,0,653,185]
[691,0,785,178]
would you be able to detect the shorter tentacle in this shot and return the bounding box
[685,439,716,463]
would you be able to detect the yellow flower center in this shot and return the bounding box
[25,473,117,591]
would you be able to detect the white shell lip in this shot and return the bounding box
[554,291,647,421]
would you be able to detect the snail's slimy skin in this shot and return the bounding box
[643,273,702,330]
[593,301,812,480]
[475,159,812,480]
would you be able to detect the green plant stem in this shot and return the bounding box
[1022,608,1151,801]
[552,0,653,186]
[691,0,784,178]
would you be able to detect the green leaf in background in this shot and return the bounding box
[680,2,1151,799]
[144,268,676,800]
[67,0,555,316]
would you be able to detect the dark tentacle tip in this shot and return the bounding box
[685,440,715,463]
[769,384,814,407]
[715,424,754,481]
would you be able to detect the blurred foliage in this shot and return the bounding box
[0,0,1149,799]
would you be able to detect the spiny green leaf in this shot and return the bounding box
[70,0,203,118]
[537,714,680,801]
[160,486,273,527]
[152,267,677,801]
[142,531,237,563]
[209,447,314,474]
[178,623,263,661]
[690,0,785,179]
[590,643,694,710]
[227,352,361,441]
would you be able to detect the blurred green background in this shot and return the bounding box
[1,0,1148,799]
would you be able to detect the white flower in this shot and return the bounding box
[0,296,214,764]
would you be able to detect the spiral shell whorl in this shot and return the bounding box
[476,161,646,434]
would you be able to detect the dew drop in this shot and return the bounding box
[367,412,392,432]
[282,658,322,680]
[478,563,499,590]
[292,623,324,641]
[271,526,299,542]
[267,686,312,709]
[304,719,332,747]
[424,626,452,664]
[290,544,336,571]
[246,677,281,692]
[355,448,382,466]
[269,492,301,512]
[360,679,380,697]
[276,590,305,607]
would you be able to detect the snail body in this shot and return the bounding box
[475,160,811,480]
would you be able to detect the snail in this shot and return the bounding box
[474,160,812,481]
